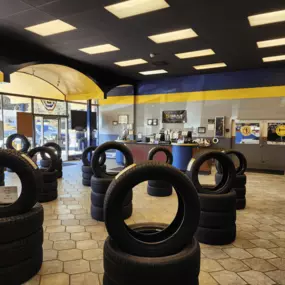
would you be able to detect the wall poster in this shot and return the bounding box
[162,110,187,123]
[235,122,260,144]
[267,123,285,145]
[215,116,225,137]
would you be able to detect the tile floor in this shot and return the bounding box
[11,161,285,285]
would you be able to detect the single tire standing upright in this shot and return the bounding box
[147,147,173,197]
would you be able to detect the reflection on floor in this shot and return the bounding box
[5,161,285,285]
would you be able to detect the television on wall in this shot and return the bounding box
[71,111,96,130]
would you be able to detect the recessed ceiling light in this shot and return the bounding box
[248,9,285,26]
[115,59,147,67]
[105,0,170,19]
[148,28,197,44]
[257,37,285,48]
[79,44,119,55]
[193,63,226,70]
[262,54,285,62]
[139,69,168,75]
[175,49,215,59]
[25,20,76,36]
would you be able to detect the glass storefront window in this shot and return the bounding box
[34,99,66,116]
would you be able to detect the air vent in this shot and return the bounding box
[152,61,169,67]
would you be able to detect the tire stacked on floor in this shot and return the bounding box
[215,150,247,210]
[0,149,44,284]
[103,162,201,285]
[90,141,134,222]
[81,146,107,186]
[147,147,173,197]
[28,146,58,203]
[0,167,4,186]
[40,142,63,178]
[187,151,237,245]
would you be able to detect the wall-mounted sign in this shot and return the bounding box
[207,119,215,131]
[267,123,285,145]
[162,110,187,123]
[41,100,57,111]
[235,122,260,144]
[215,116,225,137]
[118,115,128,124]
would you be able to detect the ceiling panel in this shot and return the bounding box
[0,0,32,18]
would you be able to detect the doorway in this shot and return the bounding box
[34,116,68,161]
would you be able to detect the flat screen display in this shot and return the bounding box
[71,110,96,130]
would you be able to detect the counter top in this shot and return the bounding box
[116,140,201,147]
[171,143,199,146]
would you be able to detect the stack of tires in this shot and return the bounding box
[90,142,133,222]
[0,168,4,186]
[215,150,247,210]
[40,142,63,178]
[188,151,237,245]
[81,146,106,186]
[147,147,173,197]
[28,147,58,203]
[103,162,201,285]
[0,149,43,284]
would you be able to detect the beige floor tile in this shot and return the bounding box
[76,214,91,220]
[199,271,218,285]
[99,274,103,285]
[43,220,61,227]
[40,260,63,275]
[218,258,250,272]
[58,214,75,220]
[83,249,103,261]
[249,239,278,249]
[238,270,275,285]
[201,258,223,272]
[232,239,256,249]
[85,226,106,233]
[90,260,104,274]
[43,240,53,250]
[79,219,98,226]
[71,232,91,241]
[58,249,83,261]
[77,240,98,250]
[46,226,66,233]
[246,248,277,259]
[66,226,86,233]
[268,258,285,270]
[272,231,285,239]
[253,232,277,240]
[270,239,285,248]
[202,248,229,260]
[43,249,58,261]
[71,272,100,285]
[266,270,285,285]
[24,275,41,285]
[91,232,108,241]
[223,248,253,260]
[40,273,69,285]
[49,232,71,241]
[62,219,80,226]
[243,258,277,272]
[211,270,247,285]
[68,205,82,210]
[53,240,76,250]
[269,247,285,258]
[98,241,105,249]
[64,259,90,274]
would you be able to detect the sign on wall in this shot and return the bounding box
[41,100,57,111]
[215,116,225,137]
[235,122,260,144]
[267,123,285,145]
[162,110,187,123]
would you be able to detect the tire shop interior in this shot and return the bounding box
[1,1,285,285]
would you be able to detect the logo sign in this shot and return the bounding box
[41,100,57,111]
[240,126,252,136]
[162,110,187,123]
[276,125,285,137]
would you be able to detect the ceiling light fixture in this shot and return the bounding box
[175,49,215,59]
[79,44,119,54]
[248,9,285,26]
[105,0,170,19]
[193,62,226,70]
[257,37,285,48]
[262,54,285,62]
[115,59,147,67]
[149,28,197,44]
[139,69,168,75]
[25,20,76,36]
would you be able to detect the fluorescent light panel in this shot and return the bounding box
[149,28,197,44]
[248,9,285,26]
[25,20,76,36]
[257,37,285,48]
[194,63,226,70]
[140,69,168,75]
[115,59,147,67]
[79,44,119,55]
[176,49,215,59]
[105,0,170,19]
[262,54,285,62]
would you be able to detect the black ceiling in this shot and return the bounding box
[1,0,285,82]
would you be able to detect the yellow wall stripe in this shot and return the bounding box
[100,85,285,105]
[0,71,3,83]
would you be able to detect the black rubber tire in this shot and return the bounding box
[92,141,134,178]
[236,198,246,210]
[91,191,132,207]
[104,162,200,257]
[234,187,246,199]
[57,170,63,179]
[82,178,91,186]
[195,225,236,245]
[91,176,113,194]
[215,172,247,188]
[188,151,236,194]
[82,146,106,166]
[82,172,93,179]
[148,180,172,188]
[199,210,236,229]
[43,180,58,192]
[199,190,236,213]
[40,159,50,168]
[147,184,172,197]
[39,190,58,203]
[104,224,200,285]
[41,170,57,183]
[148,146,173,165]
[0,248,43,285]
[0,203,43,243]
[216,150,247,175]
[0,150,42,218]
[0,228,43,267]
[42,142,62,159]
[82,165,93,174]
[6,133,30,152]
[28,146,57,173]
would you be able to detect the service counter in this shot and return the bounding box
[115,141,211,173]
